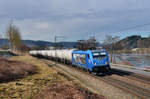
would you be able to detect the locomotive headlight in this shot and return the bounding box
[94,62,96,65]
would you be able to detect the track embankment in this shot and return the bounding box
[42,59,142,99]
[0,57,37,82]
[0,56,105,99]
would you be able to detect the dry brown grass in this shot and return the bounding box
[36,81,105,99]
[0,55,65,99]
[0,57,37,82]
[0,56,104,99]
[36,82,85,99]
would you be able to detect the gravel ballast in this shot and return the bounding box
[44,60,140,99]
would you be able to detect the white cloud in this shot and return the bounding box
[35,22,50,30]
[0,0,150,41]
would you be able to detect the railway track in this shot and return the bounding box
[91,72,150,99]
[109,69,150,84]
[102,76,150,99]
[129,74,150,83]
[42,59,150,99]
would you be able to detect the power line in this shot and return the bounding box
[116,22,150,33]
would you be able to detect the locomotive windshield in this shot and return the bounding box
[92,52,106,60]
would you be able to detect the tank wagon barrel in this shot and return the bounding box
[29,49,74,63]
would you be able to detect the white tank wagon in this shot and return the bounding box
[29,50,39,55]
[29,49,75,63]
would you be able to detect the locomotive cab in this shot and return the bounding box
[72,50,110,73]
[91,50,110,72]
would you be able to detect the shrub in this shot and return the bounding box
[0,57,37,82]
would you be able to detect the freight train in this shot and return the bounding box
[29,49,110,73]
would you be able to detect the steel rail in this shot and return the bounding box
[110,69,150,84]
[41,59,150,99]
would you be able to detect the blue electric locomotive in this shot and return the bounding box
[72,50,110,72]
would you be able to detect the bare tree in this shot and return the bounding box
[87,36,98,50]
[6,21,22,51]
[148,33,150,48]
[77,36,99,50]
[0,33,3,40]
[103,35,121,63]
[103,35,120,50]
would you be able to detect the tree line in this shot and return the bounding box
[77,36,99,50]
[0,21,30,52]
[1,21,149,53]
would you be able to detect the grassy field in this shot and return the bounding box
[0,57,37,82]
[0,55,104,99]
[0,55,67,99]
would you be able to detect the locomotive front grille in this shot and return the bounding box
[92,66,108,72]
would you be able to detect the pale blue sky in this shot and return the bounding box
[0,0,150,42]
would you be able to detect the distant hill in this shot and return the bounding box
[3,35,148,50]
[117,35,149,49]
[0,39,77,48]
[22,40,54,47]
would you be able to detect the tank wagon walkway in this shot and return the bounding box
[42,59,143,99]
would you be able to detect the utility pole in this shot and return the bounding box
[54,35,65,66]
[54,36,57,66]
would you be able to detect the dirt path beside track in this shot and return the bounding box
[43,60,140,99]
